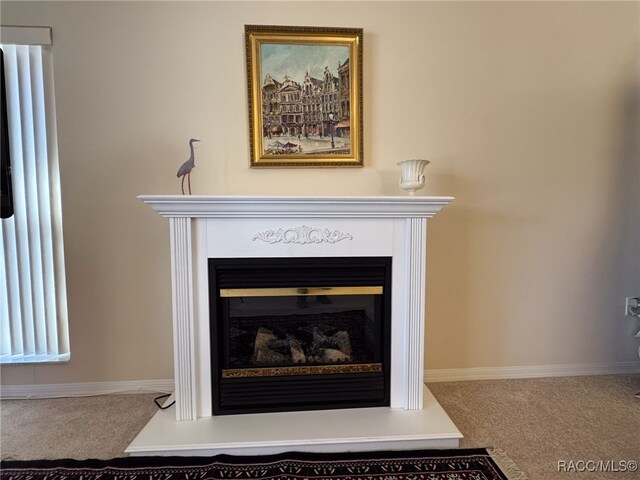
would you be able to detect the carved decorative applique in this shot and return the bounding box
[252,226,353,245]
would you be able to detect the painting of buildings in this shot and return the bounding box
[259,44,351,155]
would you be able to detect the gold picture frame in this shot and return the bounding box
[245,25,363,168]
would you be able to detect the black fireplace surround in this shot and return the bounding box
[209,257,391,415]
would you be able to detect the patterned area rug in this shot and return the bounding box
[0,448,526,480]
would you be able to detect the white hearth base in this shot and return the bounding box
[126,386,461,456]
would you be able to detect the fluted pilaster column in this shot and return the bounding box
[169,217,196,421]
[405,217,427,409]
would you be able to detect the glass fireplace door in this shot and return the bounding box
[221,286,383,378]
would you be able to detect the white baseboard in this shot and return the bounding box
[425,361,640,383]
[0,379,174,400]
[3,363,639,398]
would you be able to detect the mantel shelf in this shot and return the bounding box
[138,195,454,218]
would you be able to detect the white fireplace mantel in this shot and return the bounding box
[130,194,460,456]
[139,194,452,416]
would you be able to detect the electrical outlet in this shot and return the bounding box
[625,297,640,316]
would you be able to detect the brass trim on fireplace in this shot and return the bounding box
[221,363,383,378]
[219,286,383,298]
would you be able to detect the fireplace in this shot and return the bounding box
[210,257,391,414]
[132,195,460,456]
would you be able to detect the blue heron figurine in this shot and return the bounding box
[176,138,200,195]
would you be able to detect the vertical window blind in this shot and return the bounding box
[0,42,69,363]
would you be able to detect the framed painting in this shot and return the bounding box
[245,25,363,168]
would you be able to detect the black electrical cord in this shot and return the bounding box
[154,393,175,410]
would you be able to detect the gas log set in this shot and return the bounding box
[226,309,374,369]
[254,326,352,365]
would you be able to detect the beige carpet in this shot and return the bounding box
[1,375,639,480]
[429,374,640,480]
[0,393,158,461]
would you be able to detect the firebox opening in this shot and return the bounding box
[209,257,391,415]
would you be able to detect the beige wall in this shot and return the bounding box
[1,1,638,385]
